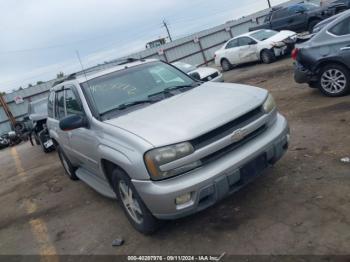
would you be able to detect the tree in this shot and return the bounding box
[36,81,44,85]
[28,83,33,88]
[0,91,6,96]
[57,72,64,78]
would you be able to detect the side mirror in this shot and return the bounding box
[59,115,87,131]
[189,72,201,80]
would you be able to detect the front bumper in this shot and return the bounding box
[294,62,317,84]
[133,114,289,220]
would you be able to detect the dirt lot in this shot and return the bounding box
[0,58,349,256]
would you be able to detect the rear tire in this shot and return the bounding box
[317,64,350,97]
[261,49,276,64]
[111,169,159,235]
[221,59,233,72]
[57,145,79,180]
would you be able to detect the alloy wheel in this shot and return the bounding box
[119,180,143,224]
[321,69,347,94]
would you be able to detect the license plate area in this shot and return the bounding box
[240,153,267,183]
[44,139,54,148]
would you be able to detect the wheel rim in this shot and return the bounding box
[262,52,269,63]
[61,153,72,177]
[321,69,347,94]
[119,180,143,224]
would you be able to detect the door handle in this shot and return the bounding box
[340,47,350,51]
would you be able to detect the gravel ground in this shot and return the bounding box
[0,57,349,256]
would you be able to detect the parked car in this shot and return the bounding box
[0,134,10,149]
[250,2,348,33]
[312,11,344,33]
[47,59,289,234]
[172,61,223,82]
[28,98,55,153]
[321,0,350,8]
[293,10,350,96]
[215,29,297,71]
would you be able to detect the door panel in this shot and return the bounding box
[224,39,240,64]
[64,87,101,176]
[238,37,259,63]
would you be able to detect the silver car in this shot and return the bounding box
[47,59,289,234]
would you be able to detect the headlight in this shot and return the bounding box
[263,94,276,113]
[144,142,201,180]
[272,41,286,48]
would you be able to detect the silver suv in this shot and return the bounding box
[47,59,289,234]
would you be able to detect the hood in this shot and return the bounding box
[263,30,296,43]
[189,67,219,79]
[105,82,267,147]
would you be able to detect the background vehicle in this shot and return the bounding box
[47,59,289,234]
[293,10,350,96]
[250,2,348,33]
[0,134,10,149]
[172,61,223,82]
[215,29,297,71]
[28,98,55,153]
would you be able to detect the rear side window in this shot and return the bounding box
[55,91,65,120]
[226,39,238,49]
[65,89,84,116]
[272,8,288,19]
[329,17,350,36]
[48,92,55,118]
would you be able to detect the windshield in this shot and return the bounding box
[82,61,195,115]
[172,62,196,73]
[250,29,278,41]
[29,99,48,115]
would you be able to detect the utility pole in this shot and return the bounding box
[163,20,173,42]
[267,0,272,8]
[0,93,16,129]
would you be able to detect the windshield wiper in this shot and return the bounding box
[100,99,156,116]
[148,82,201,98]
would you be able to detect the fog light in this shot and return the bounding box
[175,193,192,205]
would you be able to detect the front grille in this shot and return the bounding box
[202,72,219,82]
[191,106,264,150]
[200,124,267,166]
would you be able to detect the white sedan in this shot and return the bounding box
[215,29,297,71]
[172,61,224,82]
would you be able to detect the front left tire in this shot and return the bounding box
[111,169,159,235]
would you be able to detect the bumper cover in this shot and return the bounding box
[133,114,289,220]
[294,62,317,84]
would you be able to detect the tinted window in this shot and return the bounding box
[65,89,84,116]
[48,92,55,118]
[226,39,239,49]
[239,37,257,46]
[56,91,65,120]
[329,17,350,35]
[289,4,306,13]
[272,8,289,19]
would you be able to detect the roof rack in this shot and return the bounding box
[52,58,144,87]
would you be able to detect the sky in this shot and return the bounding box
[0,0,286,93]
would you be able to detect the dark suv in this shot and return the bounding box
[293,10,350,97]
[250,2,348,33]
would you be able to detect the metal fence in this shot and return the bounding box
[0,0,319,134]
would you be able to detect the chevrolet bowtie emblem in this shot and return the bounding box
[231,129,246,142]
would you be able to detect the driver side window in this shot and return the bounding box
[239,37,257,46]
[65,87,84,117]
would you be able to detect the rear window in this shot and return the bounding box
[329,16,350,35]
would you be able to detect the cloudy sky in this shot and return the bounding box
[0,0,286,93]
